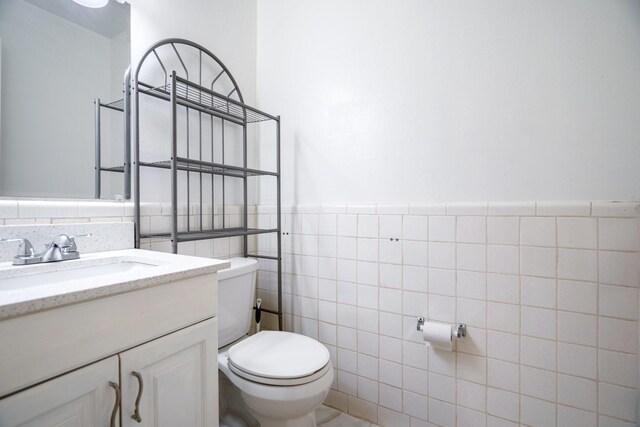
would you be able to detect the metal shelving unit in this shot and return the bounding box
[131,39,283,330]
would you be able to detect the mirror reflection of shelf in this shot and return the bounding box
[101,98,124,112]
[94,67,131,199]
[99,165,125,173]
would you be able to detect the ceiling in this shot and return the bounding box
[22,0,129,39]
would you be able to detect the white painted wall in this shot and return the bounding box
[256,0,640,205]
[130,0,257,204]
[130,0,256,99]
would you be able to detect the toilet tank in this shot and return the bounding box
[217,257,258,348]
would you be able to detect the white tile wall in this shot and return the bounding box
[4,200,639,426]
[255,201,640,427]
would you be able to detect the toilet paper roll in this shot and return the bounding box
[421,321,453,351]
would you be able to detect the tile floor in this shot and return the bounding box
[317,405,380,427]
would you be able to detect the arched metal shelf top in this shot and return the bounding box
[132,38,275,123]
[133,38,244,103]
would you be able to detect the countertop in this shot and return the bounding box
[0,249,229,320]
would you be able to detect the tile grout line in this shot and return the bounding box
[555,215,559,426]
[518,212,523,425]
[452,214,458,427]
[484,213,489,426]
[596,217,600,426]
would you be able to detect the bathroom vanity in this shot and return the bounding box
[0,249,228,426]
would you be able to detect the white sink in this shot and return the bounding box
[0,259,159,291]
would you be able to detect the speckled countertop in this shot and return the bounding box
[0,249,229,320]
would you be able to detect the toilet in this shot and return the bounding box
[217,257,334,427]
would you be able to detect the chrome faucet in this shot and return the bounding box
[0,238,35,264]
[1,234,91,266]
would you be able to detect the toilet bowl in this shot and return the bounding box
[217,258,333,427]
[218,331,333,427]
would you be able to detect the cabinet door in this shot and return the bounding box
[120,318,218,427]
[0,356,120,427]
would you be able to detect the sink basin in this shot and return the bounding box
[0,260,159,291]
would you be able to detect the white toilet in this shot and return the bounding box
[217,258,334,427]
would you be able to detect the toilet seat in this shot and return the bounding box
[227,331,330,386]
[228,359,332,386]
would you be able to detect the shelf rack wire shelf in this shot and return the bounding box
[131,39,283,330]
[137,78,275,124]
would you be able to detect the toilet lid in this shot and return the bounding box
[227,331,330,380]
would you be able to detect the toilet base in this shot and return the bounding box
[219,371,258,427]
[219,369,325,427]
[218,353,333,427]
[218,352,334,427]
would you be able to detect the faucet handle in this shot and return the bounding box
[0,238,35,258]
[54,233,92,253]
[53,234,73,250]
[71,233,93,240]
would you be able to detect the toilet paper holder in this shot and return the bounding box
[417,317,467,339]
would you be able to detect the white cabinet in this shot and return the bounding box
[120,318,218,427]
[0,319,218,427]
[0,356,120,427]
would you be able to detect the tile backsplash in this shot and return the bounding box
[255,202,640,427]
[0,222,134,262]
[0,200,253,262]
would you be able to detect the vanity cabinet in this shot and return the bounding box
[0,319,217,427]
[0,356,120,426]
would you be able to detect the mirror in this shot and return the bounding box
[0,0,130,199]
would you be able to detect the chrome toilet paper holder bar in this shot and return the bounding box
[417,317,467,339]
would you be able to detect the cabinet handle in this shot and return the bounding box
[131,371,143,422]
[108,381,121,427]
